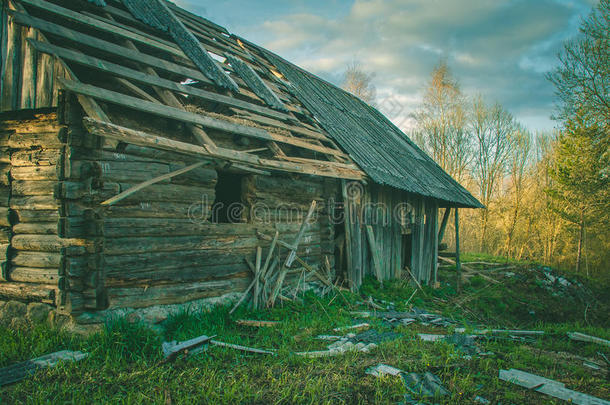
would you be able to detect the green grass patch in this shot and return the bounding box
[1,259,608,404]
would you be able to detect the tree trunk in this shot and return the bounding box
[576,217,585,273]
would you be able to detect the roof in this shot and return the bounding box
[261,51,483,208]
[4,0,481,208]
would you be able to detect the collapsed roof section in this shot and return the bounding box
[2,0,481,207]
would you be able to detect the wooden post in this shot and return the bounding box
[341,180,354,290]
[438,207,451,244]
[455,207,461,293]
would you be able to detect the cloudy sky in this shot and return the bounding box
[176,0,596,132]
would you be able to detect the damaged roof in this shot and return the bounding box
[4,0,481,208]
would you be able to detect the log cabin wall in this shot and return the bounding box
[0,110,67,306]
[56,101,339,313]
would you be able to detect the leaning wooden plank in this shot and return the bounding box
[82,118,364,180]
[0,350,88,387]
[228,274,257,315]
[499,368,610,405]
[567,332,610,348]
[210,340,275,355]
[101,161,209,206]
[365,225,384,283]
[59,79,343,157]
[1,5,20,111]
[285,200,317,268]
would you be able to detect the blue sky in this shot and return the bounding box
[175,0,596,132]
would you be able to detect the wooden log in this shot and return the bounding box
[103,249,257,273]
[103,234,257,255]
[0,207,10,227]
[11,148,61,166]
[106,277,250,309]
[62,181,214,204]
[11,234,92,253]
[10,195,58,210]
[13,222,56,235]
[0,187,9,206]
[102,201,199,219]
[0,281,55,301]
[11,251,61,268]
[13,209,59,223]
[10,165,58,181]
[105,264,249,286]
[12,180,55,196]
[7,131,63,148]
[8,267,59,284]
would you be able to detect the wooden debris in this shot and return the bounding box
[0,350,88,387]
[236,320,279,328]
[162,335,214,362]
[210,340,275,355]
[567,332,610,347]
[333,323,370,333]
[285,200,317,268]
[499,368,610,405]
[365,364,404,377]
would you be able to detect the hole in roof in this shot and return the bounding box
[208,51,226,63]
[180,78,199,85]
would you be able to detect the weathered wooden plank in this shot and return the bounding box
[10,165,58,180]
[19,26,37,109]
[0,351,87,387]
[365,225,383,283]
[1,7,20,111]
[10,195,58,210]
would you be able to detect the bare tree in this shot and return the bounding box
[414,60,472,182]
[341,62,377,105]
[504,129,532,257]
[548,0,609,132]
[471,97,518,252]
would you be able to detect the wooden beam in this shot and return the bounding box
[101,162,210,206]
[365,225,383,284]
[57,78,347,157]
[438,207,451,244]
[82,118,364,180]
[285,200,317,268]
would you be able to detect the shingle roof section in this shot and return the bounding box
[263,52,483,208]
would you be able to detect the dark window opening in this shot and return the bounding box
[215,172,245,223]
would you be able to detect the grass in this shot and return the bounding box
[1,259,609,404]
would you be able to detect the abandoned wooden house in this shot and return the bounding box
[0,0,482,322]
